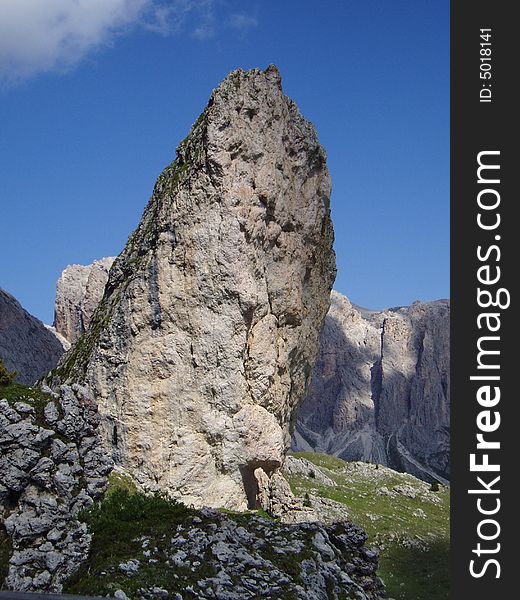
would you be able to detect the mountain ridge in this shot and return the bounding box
[0,288,65,385]
[294,291,450,483]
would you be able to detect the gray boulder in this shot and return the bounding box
[0,386,112,592]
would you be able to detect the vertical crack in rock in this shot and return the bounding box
[294,292,450,483]
[370,318,385,430]
[50,66,336,511]
[148,257,162,331]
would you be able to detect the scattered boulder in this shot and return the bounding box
[69,505,385,599]
[283,455,336,487]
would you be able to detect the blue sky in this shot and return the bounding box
[0,0,449,324]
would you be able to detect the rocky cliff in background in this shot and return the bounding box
[53,276,450,485]
[51,66,336,512]
[54,258,115,344]
[0,289,66,385]
[294,291,450,483]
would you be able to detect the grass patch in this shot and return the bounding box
[0,381,50,407]
[106,471,139,497]
[64,489,211,597]
[219,507,276,523]
[381,540,450,600]
[288,452,450,600]
[0,381,53,427]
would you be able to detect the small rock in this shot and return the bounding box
[393,484,419,499]
[312,531,336,561]
[14,402,35,416]
[44,402,60,424]
[119,559,140,576]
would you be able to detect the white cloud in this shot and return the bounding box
[192,21,214,40]
[0,0,150,84]
[143,0,215,38]
[228,13,258,32]
[143,0,196,36]
[190,0,215,40]
[0,0,253,85]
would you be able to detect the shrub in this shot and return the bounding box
[0,359,16,386]
[430,481,440,492]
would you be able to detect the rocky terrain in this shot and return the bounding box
[294,292,450,483]
[0,376,384,598]
[52,284,450,485]
[0,65,450,598]
[0,289,66,385]
[286,453,450,600]
[64,475,384,600]
[0,381,112,592]
[54,277,451,486]
[50,65,336,512]
[54,257,115,344]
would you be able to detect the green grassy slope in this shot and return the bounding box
[287,452,450,600]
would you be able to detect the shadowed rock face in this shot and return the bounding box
[53,66,336,510]
[0,385,112,593]
[294,292,450,483]
[0,289,65,385]
[54,258,115,343]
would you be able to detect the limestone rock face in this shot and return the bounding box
[0,385,112,592]
[294,292,450,483]
[54,258,115,343]
[0,289,65,385]
[54,66,336,511]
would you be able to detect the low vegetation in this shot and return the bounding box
[64,474,203,596]
[0,529,11,587]
[287,452,450,600]
[0,386,448,600]
[0,359,16,387]
[63,471,382,599]
[0,370,53,426]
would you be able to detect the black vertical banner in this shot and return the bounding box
[451,1,516,598]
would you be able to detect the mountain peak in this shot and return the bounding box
[52,67,336,512]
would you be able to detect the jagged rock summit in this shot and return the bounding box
[53,66,336,511]
[0,289,65,385]
[54,257,115,343]
[294,291,450,483]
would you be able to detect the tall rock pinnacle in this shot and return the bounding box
[53,66,336,510]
